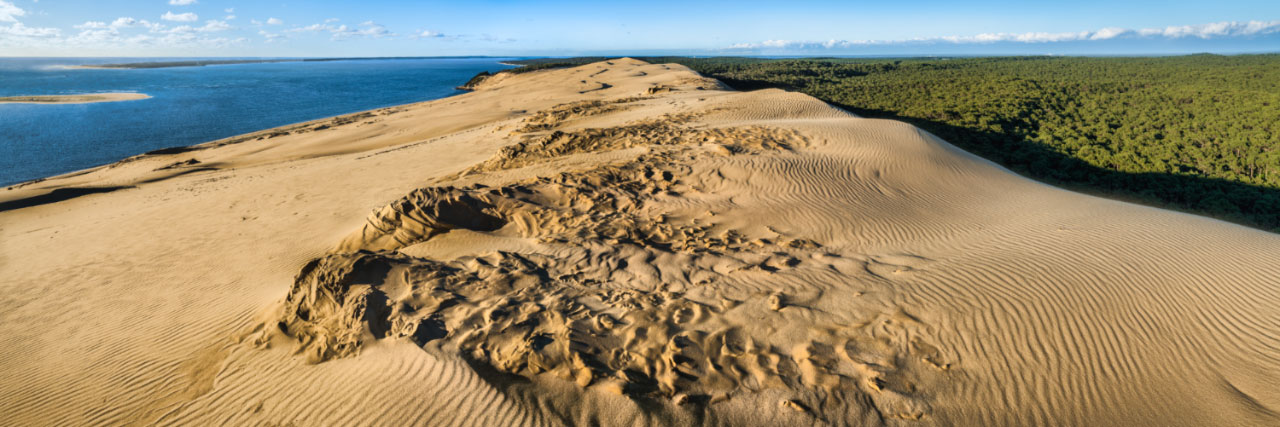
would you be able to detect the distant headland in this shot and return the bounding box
[0,93,151,104]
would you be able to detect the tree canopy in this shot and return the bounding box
[508,55,1280,232]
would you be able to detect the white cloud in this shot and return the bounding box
[729,20,1280,50]
[727,39,870,50]
[0,21,59,38]
[161,19,230,35]
[289,20,396,40]
[408,30,511,43]
[224,8,234,13]
[108,17,164,31]
[1138,20,1280,39]
[266,17,282,25]
[290,23,327,32]
[169,0,197,5]
[259,29,283,42]
[1090,27,1131,40]
[113,17,143,28]
[76,21,107,30]
[8,25,238,52]
[353,21,392,39]
[0,0,25,22]
[197,20,231,32]
[161,11,198,22]
[943,31,1096,43]
[0,2,242,53]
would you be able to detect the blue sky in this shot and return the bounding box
[0,0,1277,56]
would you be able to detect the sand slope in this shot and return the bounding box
[1,58,1278,426]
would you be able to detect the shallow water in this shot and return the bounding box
[0,57,516,186]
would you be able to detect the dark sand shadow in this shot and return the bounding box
[0,186,132,213]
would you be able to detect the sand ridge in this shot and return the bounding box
[1,58,1278,426]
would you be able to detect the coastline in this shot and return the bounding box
[3,88,462,189]
[68,59,296,70]
[67,57,521,70]
[0,93,151,104]
[3,58,520,188]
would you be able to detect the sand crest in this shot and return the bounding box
[1,58,1278,426]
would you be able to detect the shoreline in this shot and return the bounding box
[68,57,519,70]
[3,88,466,189]
[68,59,297,70]
[5,59,519,188]
[0,93,151,105]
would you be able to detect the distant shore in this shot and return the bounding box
[69,59,294,70]
[69,57,510,70]
[0,93,151,104]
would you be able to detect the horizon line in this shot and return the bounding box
[4,51,1280,60]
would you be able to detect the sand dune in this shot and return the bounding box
[1,58,1277,426]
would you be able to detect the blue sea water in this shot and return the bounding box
[0,57,517,186]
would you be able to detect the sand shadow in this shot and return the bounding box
[0,186,132,213]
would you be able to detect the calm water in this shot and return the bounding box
[0,57,517,186]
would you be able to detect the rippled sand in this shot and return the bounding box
[1,58,1277,426]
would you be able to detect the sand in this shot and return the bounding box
[1,58,1277,426]
[0,93,151,104]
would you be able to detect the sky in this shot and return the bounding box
[0,0,1277,57]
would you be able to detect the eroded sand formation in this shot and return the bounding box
[257,117,943,423]
[2,59,1278,426]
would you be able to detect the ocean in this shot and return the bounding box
[0,57,518,186]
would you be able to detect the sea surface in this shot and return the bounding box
[0,57,517,186]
